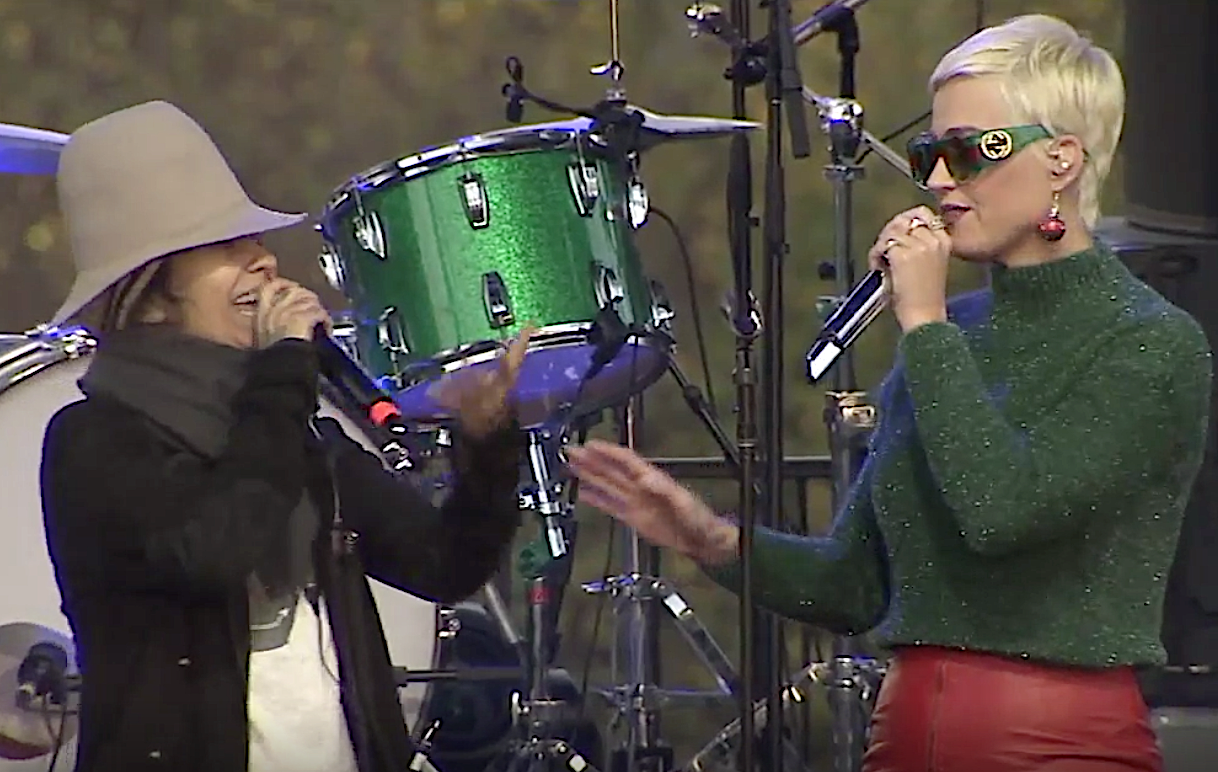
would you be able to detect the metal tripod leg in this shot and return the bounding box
[682,658,886,772]
[582,573,814,772]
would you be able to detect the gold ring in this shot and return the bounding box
[927,214,946,231]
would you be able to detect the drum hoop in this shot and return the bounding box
[0,328,95,395]
[392,321,672,389]
[318,128,606,226]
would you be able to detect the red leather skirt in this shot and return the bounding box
[863,646,1161,772]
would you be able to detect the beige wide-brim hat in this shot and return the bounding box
[50,100,306,325]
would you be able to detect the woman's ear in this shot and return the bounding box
[1047,135,1086,191]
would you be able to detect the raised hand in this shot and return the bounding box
[431,326,533,439]
[566,439,738,565]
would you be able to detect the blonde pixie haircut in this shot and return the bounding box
[929,15,1125,228]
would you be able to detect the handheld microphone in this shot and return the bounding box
[15,641,69,709]
[313,324,405,431]
[805,269,887,383]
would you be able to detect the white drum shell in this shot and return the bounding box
[0,333,438,770]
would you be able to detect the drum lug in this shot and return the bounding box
[438,607,462,639]
[482,272,516,329]
[317,243,348,292]
[330,313,364,364]
[648,279,676,331]
[377,307,411,371]
[593,263,626,308]
[459,172,490,229]
[353,210,387,260]
[567,162,600,217]
[627,174,650,228]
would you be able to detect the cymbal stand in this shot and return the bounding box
[582,398,814,772]
[815,8,878,772]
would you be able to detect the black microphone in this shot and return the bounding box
[504,86,524,124]
[313,324,405,431]
[585,304,630,382]
[502,56,526,124]
[804,269,887,383]
[15,642,69,709]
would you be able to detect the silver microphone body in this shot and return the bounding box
[805,269,888,383]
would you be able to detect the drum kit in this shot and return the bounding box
[0,2,921,772]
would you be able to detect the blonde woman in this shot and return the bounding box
[567,15,1212,772]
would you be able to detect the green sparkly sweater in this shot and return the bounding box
[711,244,1213,667]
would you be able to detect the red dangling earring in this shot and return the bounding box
[1038,191,1066,242]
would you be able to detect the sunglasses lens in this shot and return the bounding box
[907,135,937,184]
[943,137,983,182]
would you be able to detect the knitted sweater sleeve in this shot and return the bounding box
[899,317,1212,557]
[702,461,890,635]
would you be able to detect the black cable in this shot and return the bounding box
[856,1,987,166]
[575,518,616,728]
[42,700,66,772]
[855,110,930,164]
[650,207,718,415]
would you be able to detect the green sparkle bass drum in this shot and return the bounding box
[317,124,674,428]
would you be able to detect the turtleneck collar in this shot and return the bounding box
[988,242,1117,317]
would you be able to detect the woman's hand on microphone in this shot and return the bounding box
[255,279,331,347]
[867,205,953,332]
[431,326,533,439]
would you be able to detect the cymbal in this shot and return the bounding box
[0,123,70,176]
[484,104,761,149]
[0,622,77,760]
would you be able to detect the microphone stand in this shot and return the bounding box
[817,10,878,772]
[721,3,763,772]
[713,0,813,769]
[757,2,812,772]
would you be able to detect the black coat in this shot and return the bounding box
[39,341,524,772]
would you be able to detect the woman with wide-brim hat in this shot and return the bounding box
[40,100,527,772]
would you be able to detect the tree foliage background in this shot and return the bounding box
[0,0,1123,764]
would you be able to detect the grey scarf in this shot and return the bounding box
[79,324,318,651]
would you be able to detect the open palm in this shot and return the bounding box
[565,440,736,565]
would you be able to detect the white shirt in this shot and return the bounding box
[246,595,359,772]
